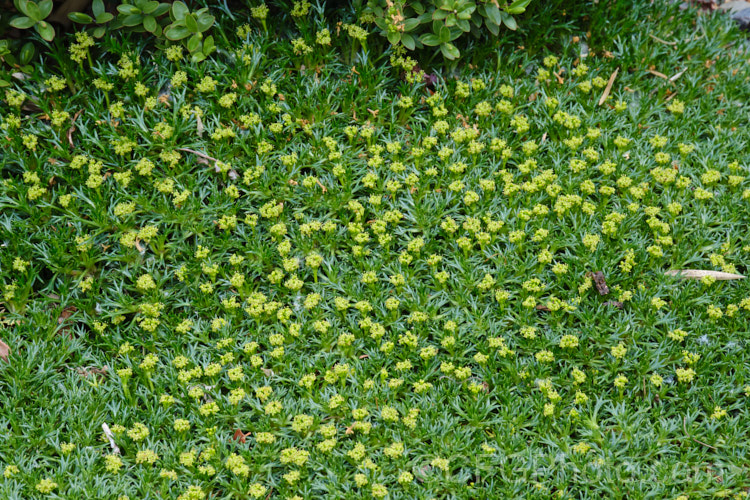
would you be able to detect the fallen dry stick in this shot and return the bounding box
[649,33,677,46]
[648,69,669,80]
[102,423,121,454]
[665,269,745,280]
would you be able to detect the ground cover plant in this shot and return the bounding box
[2,1,750,498]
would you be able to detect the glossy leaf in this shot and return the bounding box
[121,13,144,27]
[36,20,55,41]
[26,2,43,22]
[420,33,440,46]
[202,35,215,55]
[68,12,94,24]
[184,13,198,32]
[402,33,416,50]
[440,41,460,60]
[171,1,189,20]
[501,12,517,30]
[196,14,214,32]
[143,14,157,32]
[92,0,105,18]
[38,0,53,19]
[142,1,160,14]
[508,0,532,14]
[164,25,190,40]
[95,12,114,23]
[403,18,420,32]
[439,25,451,43]
[484,4,502,26]
[10,16,36,29]
[117,4,141,15]
[187,33,201,53]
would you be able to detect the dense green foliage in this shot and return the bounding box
[364,0,532,59]
[1,1,750,499]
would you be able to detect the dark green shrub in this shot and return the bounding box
[363,0,532,59]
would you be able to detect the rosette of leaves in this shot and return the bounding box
[0,40,36,87]
[110,0,172,36]
[67,0,116,38]
[163,1,216,62]
[9,0,56,41]
[367,0,532,60]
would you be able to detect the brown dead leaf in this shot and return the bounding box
[57,305,77,338]
[58,305,77,323]
[665,269,745,280]
[196,114,204,138]
[586,271,610,295]
[0,339,10,362]
[77,366,108,380]
[598,67,619,106]
[535,305,551,312]
[67,109,83,149]
[262,368,275,377]
[345,424,355,435]
[232,429,251,443]
[359,354,370,359]
[603,301,624,309]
